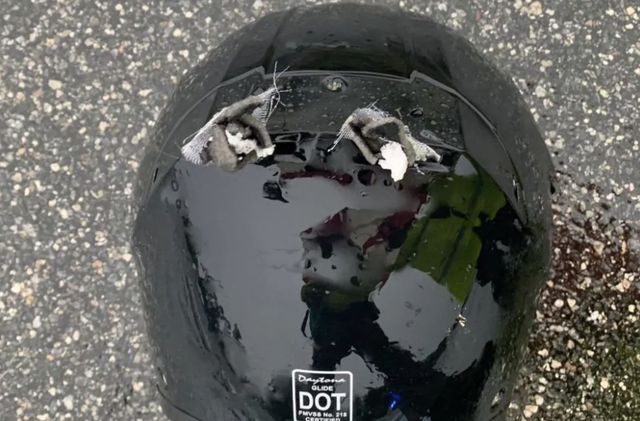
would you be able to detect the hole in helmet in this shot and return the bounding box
[357,169,377,186]
[273,141,297,155]
[263,181,289,203]
[157,366,168,387]
[409,108,424,117]
[491,389,506,408]
[323,76,348,92]
[513,176,521,202]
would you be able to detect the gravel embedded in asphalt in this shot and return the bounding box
[0,0,638,420]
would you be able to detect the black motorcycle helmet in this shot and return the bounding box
[131,4,555,421]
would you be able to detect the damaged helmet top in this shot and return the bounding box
[131,4,555,421]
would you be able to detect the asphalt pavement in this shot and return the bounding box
[1,0,639,420]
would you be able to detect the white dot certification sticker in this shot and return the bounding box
[292,369,353,421]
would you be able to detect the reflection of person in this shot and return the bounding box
[299,300,496,421]
[299,206,420,313]
[264,156,520,421]
[390,164,507,302]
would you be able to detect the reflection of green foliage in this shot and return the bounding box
[404,216,482,302]
[429,173,503,219]
[392,167,506,302]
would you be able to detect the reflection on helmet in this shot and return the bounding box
[392,157,508,302]
[254,131,522,420]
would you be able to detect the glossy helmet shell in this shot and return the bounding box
[131,4,554,421]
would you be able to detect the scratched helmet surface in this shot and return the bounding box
[131,4,555,421]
